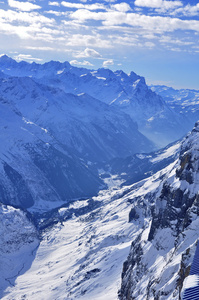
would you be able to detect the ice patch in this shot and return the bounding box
[57,69,65,75]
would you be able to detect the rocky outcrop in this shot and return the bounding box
[120,122,199,300]
[0,203,39,298]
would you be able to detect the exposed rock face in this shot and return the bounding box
[119,122,199,300]
[0,203,39,297]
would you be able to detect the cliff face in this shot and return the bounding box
[0,204,39,298]
[119,122,199,300]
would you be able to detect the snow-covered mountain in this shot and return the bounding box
[0,55,191,148]
[0,70,156,211]
[0,203,39,299]
[0,96,105,211]
[1,55,199,300]
[151,85,199,132]
[2,122,199,299]
[120,121,199,299]
[150,85,199,107]
[0,75,152,161]
[106,140,181,186]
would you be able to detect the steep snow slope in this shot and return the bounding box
[120,121,199,299]
[0,55,189,148]
[3,122,199,300]
[0,73,156,210]
[1,186,140,300]
[0,203,39,299]
[0,96,104,210]
[0,76,153,161]
[107,140,181,185]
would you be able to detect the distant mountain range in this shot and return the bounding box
[0,55,153,211]
[0,55,198,210]
[151,84,199,129]
[0,55,197,148]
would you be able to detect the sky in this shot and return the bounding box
[0,0,199,89]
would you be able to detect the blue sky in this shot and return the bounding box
[0,0,199,89]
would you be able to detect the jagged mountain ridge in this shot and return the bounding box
[151,84,199,132]
[0,66,155,211]
[0,55,191,147]
[119,121,199,300]
[150,85,199,106]
[0,75,153,161]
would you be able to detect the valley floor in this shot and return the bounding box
[2,185,139,300]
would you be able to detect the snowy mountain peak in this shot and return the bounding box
[0,54,15,63]
[129,70,142,82]
[43,59,71,72]
[96,67,115,78]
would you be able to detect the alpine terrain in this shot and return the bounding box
[0,56,199,300]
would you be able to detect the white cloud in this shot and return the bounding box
[45,10,68,16]
[8,0,41,11]
[61,2,106,11]
[25,46,56,51]
[0,0,198,60]
[111,3,131,12]
[0,9,56,40]
[134,0,182,10]
[109,34,139,46]
[14,54,43,62]
[69,9,199,33]
[144,41,155,48]
[70,59,93,66]
[159,35,194,46]
[75,48,102,58]
[167,47,182,52]
[0,9,54,25]
[66,34,112,48]
[69,9,121,23]
[48,1,60,6]
[103,59,114,67]
[173,3,199,17]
